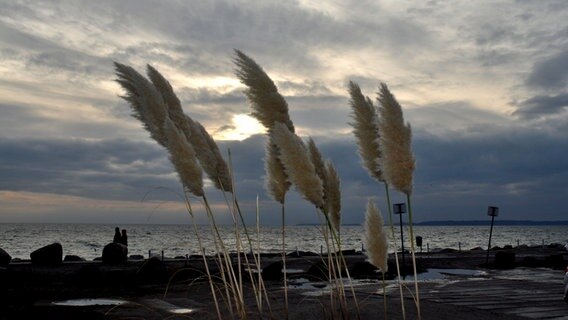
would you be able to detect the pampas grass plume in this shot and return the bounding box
[364,199,388,273]
[325,160,341,233]
[265,135,291,204]
[307,138,328,212]
[163,118,204,197]
[146,64,232,193]
[233,50,295,132]
[270,122,323,208]
[114,62,169,147]
[377,83,415,195]
[348,81,383,182]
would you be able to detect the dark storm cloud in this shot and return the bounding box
[513,93,568,119]
[526,50,568,90]
[0,22,112,79]
[515,50,568,119]
[0,138,176,201]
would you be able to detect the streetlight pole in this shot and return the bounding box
[394,203,407,273]
[486,206,499,265]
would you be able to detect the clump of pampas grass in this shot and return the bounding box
[377,82,419,320]
[116,62,252,319]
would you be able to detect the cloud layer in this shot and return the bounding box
[1,0,567,224]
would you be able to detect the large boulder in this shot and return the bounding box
[64,255,85,262]
[261,261,283,281]
[494,251,516,269]
[30,243,63,266]
[0,248,11,266]
[102,242,128,265]
[136,256,168,284]
[307,260,329,281]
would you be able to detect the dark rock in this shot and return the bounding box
[64,255,85,262]
[174,255,187,260]
[307,261,329,281]
[129,254,144,260]
[544,254,565,270]
[286,250,318,257]
[470,247,485,251]
[350,261,378,278]
[102,242,128,265]
[520,256,542,268]
[30,243,63,266]
[261,261,283,281]
[440,248,458,253]
[548,243,564,249]
[340,249,358,256]
[0,248,11,266]
[136,256,168,284]
[494,251,516,269]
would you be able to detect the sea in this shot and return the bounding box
[1,223,567,261]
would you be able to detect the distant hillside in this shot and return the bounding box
[415,220,568,226]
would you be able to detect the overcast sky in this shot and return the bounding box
[1,0,567,225]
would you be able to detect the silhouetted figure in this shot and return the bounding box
[113,227,121,243]
[121,229,128,247]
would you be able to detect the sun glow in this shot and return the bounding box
[217,114,265,141]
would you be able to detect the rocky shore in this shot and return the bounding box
[0,243,566,319]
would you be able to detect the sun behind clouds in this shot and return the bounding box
[216,114,266,141]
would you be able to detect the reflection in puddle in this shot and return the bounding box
[52,298,128,307]
[290,268,487,296]
[404,268,487,281]
[169,308,195,314]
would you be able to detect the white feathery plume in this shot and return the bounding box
[325,160,341,234]
[146,64,233,193]
[307,138,329,213]
[364,199,388,273]
[348,81,383,182]
[377,83,415,195]
[114,62,169,147]
[163,118,204,197]
[264,135,291,204]
[233,50,295,133]
[270,122,323,208]
[193,120,233,192]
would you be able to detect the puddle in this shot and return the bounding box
[169,308,196,314]
[409,268,487,281]
[52,298,128,307]
[290,269,487,296]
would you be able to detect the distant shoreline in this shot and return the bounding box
[307,220,568,226]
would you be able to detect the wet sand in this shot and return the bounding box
[1,245,566,319]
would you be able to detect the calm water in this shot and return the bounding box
[1,223,567,260]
